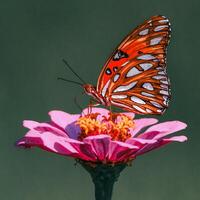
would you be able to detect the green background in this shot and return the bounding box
[0,0,199,199]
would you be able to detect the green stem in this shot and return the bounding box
[80,161,127,200]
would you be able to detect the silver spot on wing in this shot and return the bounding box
[139,29,149,36]
[131,96,146,104]
[113,74,120,82]
[142,83,154,91]
[133,105,146,113]
[150,37,163,45]
[101,80,110,97]
[139,63,153,71]
[111,95,127,99]
[137,54,155,60]
[154,25,168,32]
[126,67,141,77]
[113,81,137,93]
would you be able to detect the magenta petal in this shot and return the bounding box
[131,118,158,136]
[53,138,97,161]
[135,135,187,156]
[16,130,78,156]
[126,138,157,148]
[108,141,138,162]
[83,135,111,161]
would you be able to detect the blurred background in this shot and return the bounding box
[0,0,199,199]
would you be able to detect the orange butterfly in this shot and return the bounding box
[61,15,171,115]
[82,15,171,115]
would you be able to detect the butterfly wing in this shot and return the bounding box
[96,15,171,114]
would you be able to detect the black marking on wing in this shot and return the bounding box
[113,50,128,61]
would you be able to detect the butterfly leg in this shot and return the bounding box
[88,99,100,114]
[109,105,114,120]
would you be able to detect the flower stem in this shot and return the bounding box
[80,161,127,200]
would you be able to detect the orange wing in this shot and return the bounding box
[96,15,171,114]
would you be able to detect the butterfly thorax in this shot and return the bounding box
[83,84,110,106]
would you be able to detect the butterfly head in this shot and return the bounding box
[83,84,105,104]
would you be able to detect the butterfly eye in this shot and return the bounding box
[105,68,112,75]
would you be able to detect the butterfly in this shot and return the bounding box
[63,15,171,115]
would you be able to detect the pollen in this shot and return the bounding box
[77,113,134,142]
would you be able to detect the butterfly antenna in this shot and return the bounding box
[62,59,86,84]
[57,77,83,86]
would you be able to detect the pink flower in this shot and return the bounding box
[16,108,187,164]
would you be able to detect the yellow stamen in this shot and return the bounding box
[77,112,134,142]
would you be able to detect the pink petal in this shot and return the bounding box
[131,118,158,136]
[48,110,80,130]
[23,120,40,129]
[81,107,110,121]
[16,130,78,156]
[108,140,138,162]
[83,135,111,161]
[48,110,81,139]
[23,120,67,137]
[163,135,188,142]
[140,121,187,140]
[135,135,188,156]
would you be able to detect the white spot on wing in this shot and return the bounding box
[143,83,154,91]
[150,101,163,108]
[146,108,152,113]
[113,81,137,93]
[133,105,146,113]
[161,84,168,89]
[113,74,120,82]
[111,95,127,99]
[122,61,130,66]
[161,80,168,84]
[131,96,146,104]
[163,96,168,101]
[126,67,141,77]
[158,71,165,75]
[139,63,153,70]
[163,96,169,106]
[141,92,154,97]
[101,80,110,97]
[153,75,166,80]
[159,19,169,23]
[139,29,149,36]
[150,37,163,45]
[160,90,169,95]
[137,54,155,60]
[154,25,168,31]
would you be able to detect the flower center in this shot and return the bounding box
[77,112,134,142]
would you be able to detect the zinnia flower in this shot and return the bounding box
[16,107,187,200]
[16,107,187,163]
